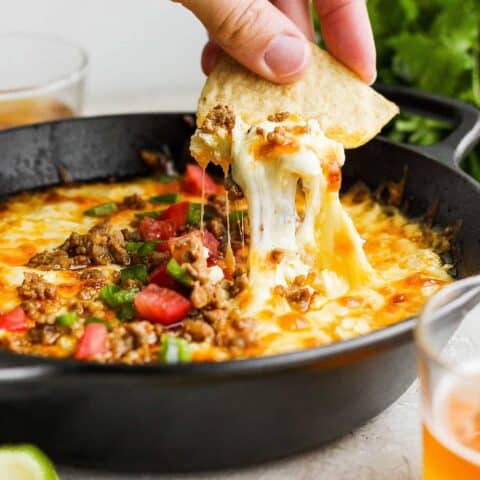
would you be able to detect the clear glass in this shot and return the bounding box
[416,276,480,480]
[0,33,88,130]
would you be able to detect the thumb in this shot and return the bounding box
[177,0,311,84]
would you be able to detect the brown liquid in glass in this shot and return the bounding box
[0,97,74,129]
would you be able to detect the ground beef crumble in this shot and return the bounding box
[13,181,260,363]
[267,112,290,122]
[18,272,56,300]
[201,104,235,133]
[119,193,147,210]
[28,222,130,269]
[170,232,257,352]
[266,126,291,145]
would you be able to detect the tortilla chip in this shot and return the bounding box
[196,44,399,149]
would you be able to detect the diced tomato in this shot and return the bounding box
[155,240,170,253]
[135,284,191,325]
[168,229,219,265]
[139,217,176,241]
[159,202,189,231]
[183,164,217,196]
[149,264,177,289]
[0,307,28,332]
[202,229,219,265]
[75,323,108,360]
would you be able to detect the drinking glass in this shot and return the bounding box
[0,33,88,129]
[416,276,480,480]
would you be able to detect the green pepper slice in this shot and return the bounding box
[159,335,192,364]
[134,211,162,219]
[186,203,215,226]
[55,312,78,327]
[156,174,181,184]
[149,193,180,204]
[84,202,118,216]
[166,258,193,286]
[99,284,139,307]
[120,265,148,285]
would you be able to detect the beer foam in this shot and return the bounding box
[426,362,480,466]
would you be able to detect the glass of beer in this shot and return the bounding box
[0,33,88,130]
[416,276,480,479]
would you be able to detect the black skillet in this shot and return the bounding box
[0,86,479,473]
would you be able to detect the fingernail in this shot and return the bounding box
[264,35,309,79]
[202,41,222,75]
[368,70,378,86]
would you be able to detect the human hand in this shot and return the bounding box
[175,0,376,84]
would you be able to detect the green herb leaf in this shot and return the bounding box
[385,113,452,146]
[317,0,480,182]
[465,151,480,181]
[166,258,193,286]
[121,265,148,285]
[56,312,78,327]
[159,335,192,364]
[84,203,118,217]
[389,32,473,97]
[149,193,180,204]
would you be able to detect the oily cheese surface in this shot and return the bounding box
[0,179,452,361]
[197,44,399,148]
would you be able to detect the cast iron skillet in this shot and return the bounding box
[0,86,479,473]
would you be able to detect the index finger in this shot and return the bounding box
[314,0,376,84]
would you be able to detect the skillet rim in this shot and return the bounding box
[0,316,415,377]
[0,113,478,378]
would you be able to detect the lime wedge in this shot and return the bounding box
[0,445,59,480]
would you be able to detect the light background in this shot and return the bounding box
[0,0,206,112]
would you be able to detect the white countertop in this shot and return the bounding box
[59,95,425,480]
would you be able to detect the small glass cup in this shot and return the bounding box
[416,276,480,480]
[0,33,88,130]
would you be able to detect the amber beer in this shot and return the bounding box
[423,378,480,480]
[0,97,74,130]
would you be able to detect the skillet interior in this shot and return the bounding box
[0,113,479,371]
[0,113,478,471]
[1,112,477,273]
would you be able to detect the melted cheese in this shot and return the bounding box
[188,113,453,360]
[0,178,452,361]
[192,117,375,313]
[0,179,179,311]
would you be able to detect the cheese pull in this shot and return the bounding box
[191,112,375,313]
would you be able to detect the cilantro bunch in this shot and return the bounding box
[315,0,480,178]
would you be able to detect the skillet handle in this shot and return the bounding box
[376,84,480,167]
